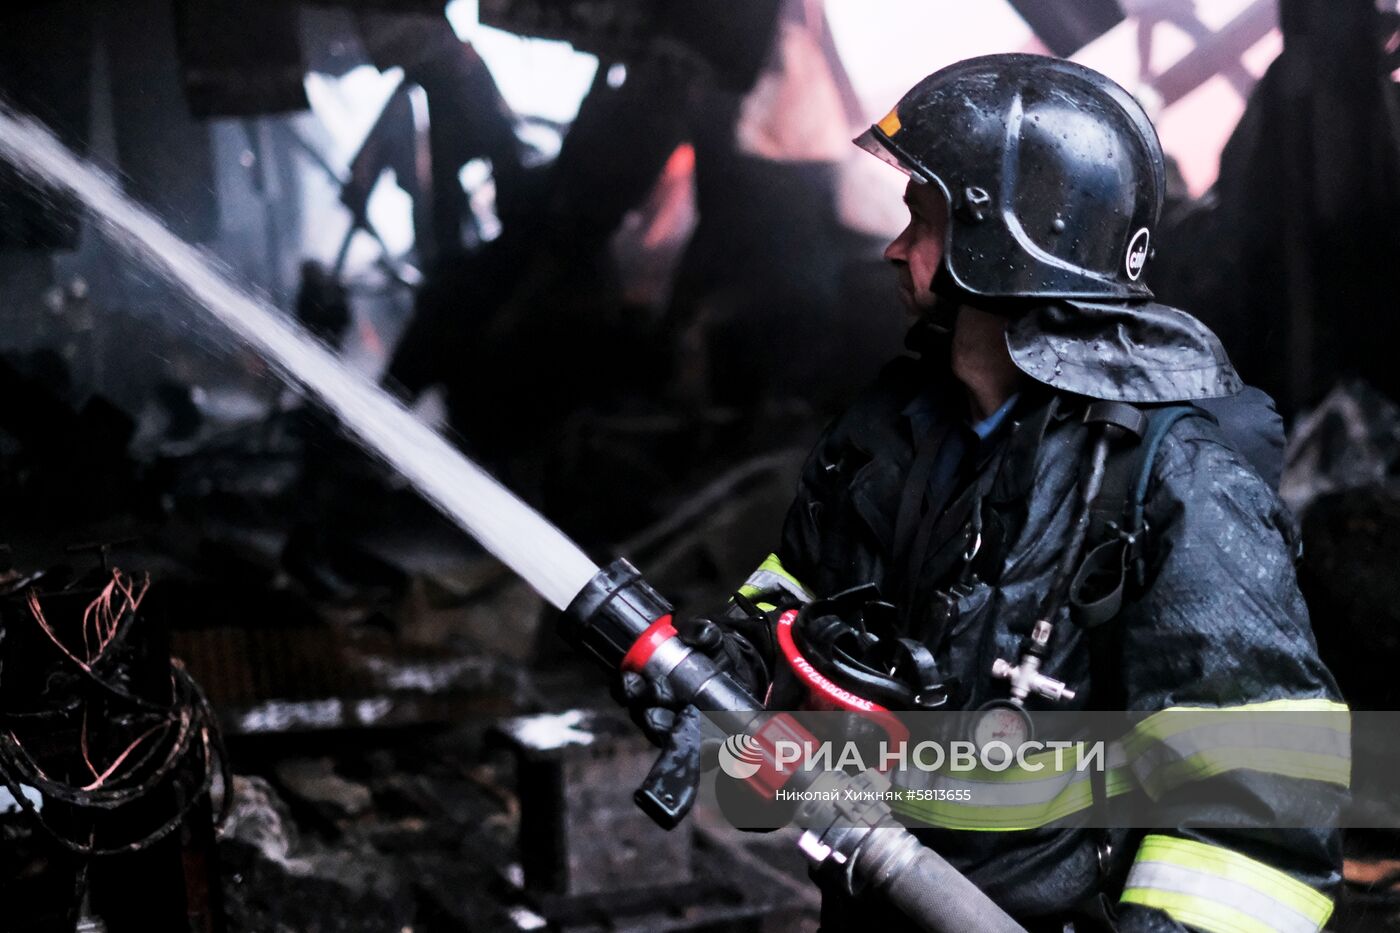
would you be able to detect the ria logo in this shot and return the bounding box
[717,733,764,780]
[1125,228,1151,281]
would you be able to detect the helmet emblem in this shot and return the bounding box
[1126,228,1151,281]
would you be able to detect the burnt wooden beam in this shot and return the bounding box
[1153,0,1276,106]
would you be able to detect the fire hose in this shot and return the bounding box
[0,100,1027,933]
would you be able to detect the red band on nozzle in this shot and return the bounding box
[620,614,677,674]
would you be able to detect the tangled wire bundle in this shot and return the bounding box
[0,568,228,855]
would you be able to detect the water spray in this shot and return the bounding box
[0,102,1025,933]
[0,102,595,611]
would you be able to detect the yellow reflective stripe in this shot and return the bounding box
[887,694,1352,832]
[889,767,1134,832]
[1124,699,1351,796]
[891,743,1133,831]
[1146,748,1350,794]
[735,553,813,604]
[1137,836,1334,923]
[1127,699,1350,746]
[877,108,902,137]
[1121,835,1333,933]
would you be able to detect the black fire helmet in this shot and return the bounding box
[855,53,1167,305]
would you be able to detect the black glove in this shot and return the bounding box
[613,611,786,830]
[612,617,742,828]
[612,616,754,746]
[614,666,685,747]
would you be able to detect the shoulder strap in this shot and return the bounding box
[1074,403,1210,714]
[1070,404,1207,629]
[1125,405,1208,557]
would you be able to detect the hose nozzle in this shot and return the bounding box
[561,558,675,672]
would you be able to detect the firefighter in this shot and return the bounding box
[624,54,1347,931]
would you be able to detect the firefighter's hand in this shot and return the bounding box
[615,669,683,747]
[675,616,732,660]
[613,616,745,747]
[679,614,770,696]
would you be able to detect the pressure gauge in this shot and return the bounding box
[970,701,1033,767]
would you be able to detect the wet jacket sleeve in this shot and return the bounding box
[702,552,813,697]
[1112,418,1347,933]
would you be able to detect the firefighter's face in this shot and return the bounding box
[885,180,949,316]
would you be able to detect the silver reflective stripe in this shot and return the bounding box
[1132,722,1349,797]
[1134,721,1349,763]
[915,769,1094,807]
[1124,860,1323,933]
[742,569,813,603]
[890,744,1133,830]
[1126,703,1351,797]
[898,743,1130,805]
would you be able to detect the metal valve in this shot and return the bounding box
[991,619,1077,707]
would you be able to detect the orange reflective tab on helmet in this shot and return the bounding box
[877,108,902,137]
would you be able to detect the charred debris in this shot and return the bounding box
[0,1,1397,930]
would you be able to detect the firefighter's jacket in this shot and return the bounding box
[729,355,1347,932]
